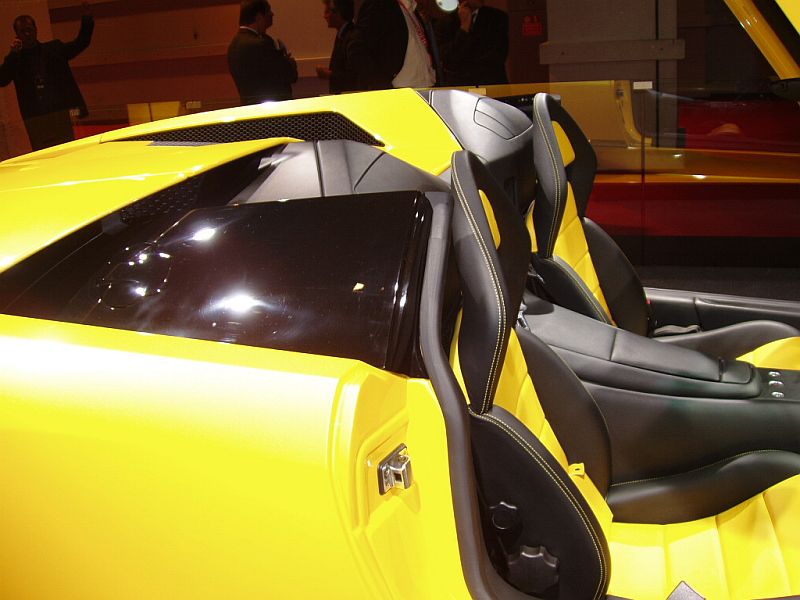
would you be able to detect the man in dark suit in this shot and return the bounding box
[316,0,356,94]
[227,0,298,105]
[348,0,439,90]
[0,2,94,151]
[441,0,508,86]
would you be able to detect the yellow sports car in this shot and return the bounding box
[1,88,799,600]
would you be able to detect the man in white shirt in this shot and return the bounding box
[349,0,439,90]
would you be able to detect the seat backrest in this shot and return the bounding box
[449,150,613,599]
[529,93,650,336]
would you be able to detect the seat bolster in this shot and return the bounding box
[655,319,800,360]
[470,406,610,600]
[582,218,650,337]
[607,449,800,524]
[516,325,612,493]
[531,254,613,325]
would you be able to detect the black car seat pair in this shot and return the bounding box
[447,149,800,599]
[525,92,800,368]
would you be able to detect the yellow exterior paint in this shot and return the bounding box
[0,314,469,599]
[723,0,800,79]
[0,89,461,274]
[0,138,293,272]
[97,88,461,176]
[738,336,800,369]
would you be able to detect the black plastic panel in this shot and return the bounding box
[2,153,436,376]
[68,193,431,375]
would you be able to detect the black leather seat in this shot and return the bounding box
[448,149,800,599]
[526,92,800,366]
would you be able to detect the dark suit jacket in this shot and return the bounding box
[0,15,94,120]
[329,21,356,94]
[441,6,509,86]
[227,29,298,104]
[349,0,439,90]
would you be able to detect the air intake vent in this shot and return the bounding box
[119,174,204,225]
[117,112,384,147]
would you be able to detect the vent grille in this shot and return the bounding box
[117,112,384,147]
[119,175,204,225]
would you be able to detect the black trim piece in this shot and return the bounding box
[116,112,385,147]
[417,192,524,599]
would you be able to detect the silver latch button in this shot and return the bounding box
[378,444,413,495]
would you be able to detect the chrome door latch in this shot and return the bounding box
[378,444,413,495]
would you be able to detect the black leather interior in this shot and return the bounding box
[422,89,535,213]
[607,450,800,523]
[583,218,650,336]
[655,318,800,359]
[516,324,612,492]
[450,150,611,598]
[530,93,595,259]
[450,151,530,413]
[587,381,800,484]
[471,407,610,599]
[648,287,800,333]
[526,92,800,365]
[447,146,800,598]
[522,293,762,398]
[530,253,614,324]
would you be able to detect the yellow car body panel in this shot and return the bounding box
[0,89,460,274]
[0,314,469,599]
[0,139,292,272]
[97,89,461,177]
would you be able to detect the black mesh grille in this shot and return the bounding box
[119,175,204,225]
[117,112,384,147]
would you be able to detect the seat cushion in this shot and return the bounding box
[607,473,800,600]
[738,336,800,370]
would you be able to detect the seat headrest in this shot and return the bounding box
[531,93,597,258]
[450,150,531,414]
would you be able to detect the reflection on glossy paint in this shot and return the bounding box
[191,227,216,242]
[214,293,262,314]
